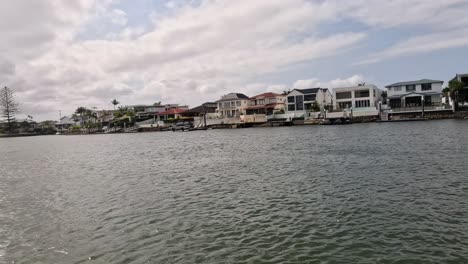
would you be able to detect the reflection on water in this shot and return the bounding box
[1,120,468,263]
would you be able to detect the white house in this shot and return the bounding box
[333,84,382,111]
[385,79,444,109]
[285,88,333,117]
[216,93,250,117]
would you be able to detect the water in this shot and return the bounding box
[1,120,468,263]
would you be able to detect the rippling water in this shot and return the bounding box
[1,120,468,263]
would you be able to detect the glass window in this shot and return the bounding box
[236,101,241,106]
[355,100,370,108]
[258,99,265,105]
[406,85,416,92]
[295,95,304,111]
[355,90,370,98]
[338,101,352,109]
[269,98,276,103]
[287,96,295,103]
[304,94,316,101]
[336,92,352,99]
[421,83,432,91]
[394,86,402,92]
[288,104,295,111]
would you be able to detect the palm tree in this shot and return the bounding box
[111,99,120,110]
[75,107,87,125]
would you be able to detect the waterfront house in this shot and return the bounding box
[385,79,444,110]
[182,102,217,117]
[55,116,78,130]
[156,108,187,120]
[333,84,382,111]
[450,73,468,109]
[245,92,286,115]
[285,88,333,117]
[216,93,250,117]
[132,104,189,121]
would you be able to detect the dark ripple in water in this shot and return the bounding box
[1,120,468,263]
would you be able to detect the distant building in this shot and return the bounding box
[56,116,78,130]
[132,104,189,121]
[245,92,286,115]
[385,79,444,109]
[216,93,250,117]
[156,108,187,120]
[182,102,217,117]
[450,73,468,107]
[285,88,333,117]
[333,84,382,111]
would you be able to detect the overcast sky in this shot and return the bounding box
[2,0,468,121]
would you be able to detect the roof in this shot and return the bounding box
[184,104,217,114]
[250,92,283,99]
[157,108,187,115]
[217,93,249,102]
[291,88,328,94]
[386,79,443,88]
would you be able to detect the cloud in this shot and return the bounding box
[4,0,468,120]
[350,0,468,64]
[109,9,127,26]
[293,75,365,89]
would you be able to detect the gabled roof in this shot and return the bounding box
[386,79,443,88]
[184,104,217,114]
[290,88,328,94]
[217,93,249,102]
[250,92,283,99]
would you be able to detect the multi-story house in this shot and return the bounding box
[132,104,189,121]
[333,84,382,111]
[450,73,468,107]
[285,88,333,116]
[385,79,444,109]
[245,92,286,115]
[216,93,250,117]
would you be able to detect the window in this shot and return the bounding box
[406,85,416,92]
[218,103,222,108]
[355,100,370,108]
[269,98,276,103]
[288,104,295,111]
[304,94,316,101]
[295,95,304,111]
[336,92,352,99]
[355,90,370,98]
[394,86,402,92]
[287,96,295,103]
[224,102,230,108]
[236,101,241,106]
[421,83,432,91]
[338,101,352,109]
[258,99,265,105]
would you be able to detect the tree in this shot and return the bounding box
[111,99,120,110]
[153,101,162,106]
[446,80,464,109]
[75,106,87,125]
[0,86,20,134]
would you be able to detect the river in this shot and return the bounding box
[1,120,468,263]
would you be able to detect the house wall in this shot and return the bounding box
[286,89,331,114]
[333,85,382,110]
[216,99,249,117]
[387,83,443,97]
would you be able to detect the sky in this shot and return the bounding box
[2,0,468,121]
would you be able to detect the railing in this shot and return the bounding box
[389,104,450,112]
